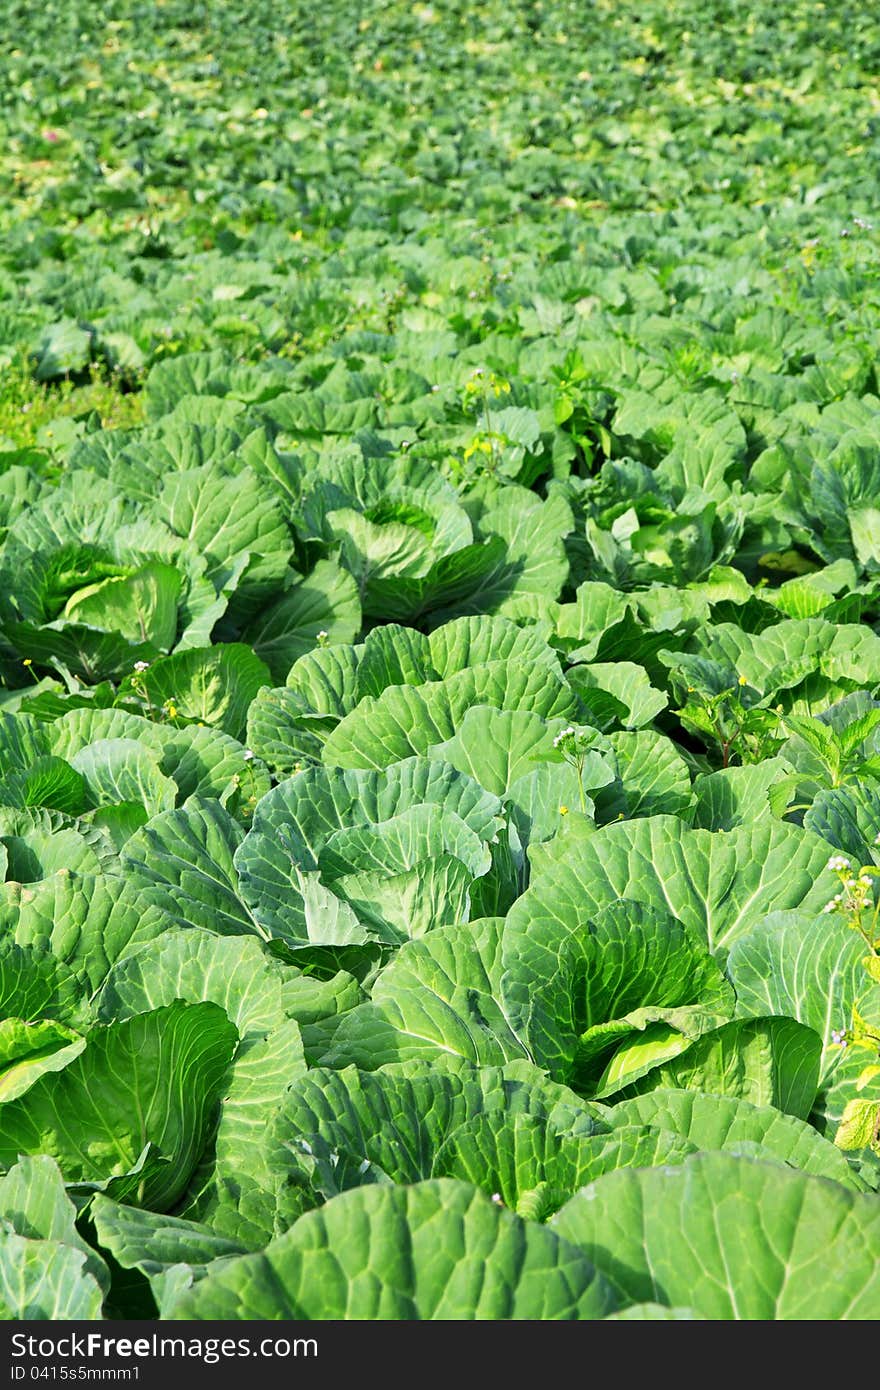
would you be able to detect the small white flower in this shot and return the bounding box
[858,875,872,889]
[826,855,851,872]
[243,750,255,762]
[844,877,859,890]
[822,900,839,913]
[133,660,150,673]
[490,1192,503,1205]
[830,1029,848,1048]
[316,630,329,641]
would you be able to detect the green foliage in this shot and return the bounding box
[0,0,879,1323]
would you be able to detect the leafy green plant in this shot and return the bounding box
[0,0,879,1325]
[820,853,880,1159]
[674,677,782,768]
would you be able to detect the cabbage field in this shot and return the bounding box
[1,0,880,1324]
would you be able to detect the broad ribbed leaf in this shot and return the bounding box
[247,560,361,682]
[71,738,177,816]
[0,1018,84,1102]
[552,1153,880,1318]
[517,815,837,955]
[62,561,181,650]
[274,1060,600,1199]
[96,929,289,1038]
[322,661,576,769]
[427,615,563,680]
[118,644,271,739]
[727,911,864,1067]
[0,1155,108,1291]
[0,756,87,815]
[432,1115,696,1218]
[608,1089,862,1187]
[691,760,791,830]
[90,1198,246,1314]
[804,784,880,862]
[244,685,323,776]
[118,798,258,938]
[0,1233,104,1319]
[568,663,667,731]
[235,759,501,946]
[319,919,529,1069]
[0,871,180,993]
[0,943,83,1024]
[169,1180,616,1320]
[595,1016,822,1119]
[594,732,694,821]
[502,899,732,1086]
[725,909,875,1143]
[356,624,437,696]
[179,1018,307,1249]
[156,466,291,617]
[0,1003,238,1210]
